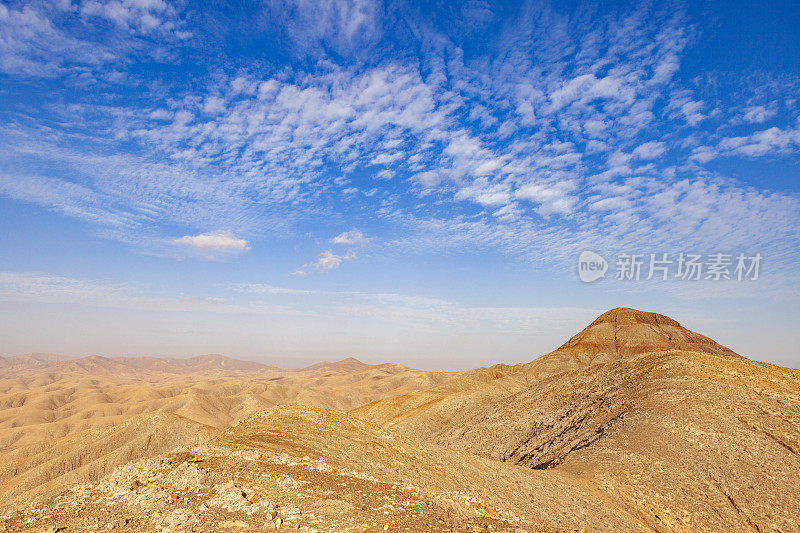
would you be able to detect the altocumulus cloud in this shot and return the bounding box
[293,250,356,276]
[174,231,251,252]
[332,230,371,245]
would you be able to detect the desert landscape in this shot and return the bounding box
[3,1,800,531]
[1,307,798,532]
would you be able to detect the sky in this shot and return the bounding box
[1,0,799,370]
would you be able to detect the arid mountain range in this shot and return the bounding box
[0,353,372,375]
[1,308,799,532]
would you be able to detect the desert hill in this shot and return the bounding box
[534,307,739,369]
[351,307,741,437]
[348,308,800,531]
[297,356,372,374]
[5,350,798,531]
[430,350,800,531]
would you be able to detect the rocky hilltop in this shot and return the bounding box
[547,306,739,361]
[351,307,742,436]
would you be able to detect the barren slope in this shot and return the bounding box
[297,356,373,374]
[352,307,740,439]
[1,406,649,532]
[0,361,449,504]
[433,350,800,531]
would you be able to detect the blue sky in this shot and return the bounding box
[1,0,799,369]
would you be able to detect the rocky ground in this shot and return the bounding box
[0,407,594,533]
[0,446,518,532]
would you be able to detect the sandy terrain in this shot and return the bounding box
[0,356,451,504]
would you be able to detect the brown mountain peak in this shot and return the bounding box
[590,307,680,327]
[539,307,740,371]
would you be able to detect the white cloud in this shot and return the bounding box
[79,0,176,33]
[293,250,355,276]
[0,0,184,77]
[0,4,716,254]
[583,119,608,138]
[0,271,319,320]
[717,125,800,158]
[668,92,706,125]
[332,230,371,245]
[455,178,511,206]
[174,231,250,252]
[230,284,318,295]
[202,96,226,115]
[633,141,666,160]
[689,146,717,163]
[264,0,383,57]
[545,74,630,114]
[0,3,105,76]
[315,250,349,270]
[742,105,776,124]
[414,170,443,187]
[589,196,631,212]
[370,152,404,165]
[231,284,453,307]
[515,183,577,217]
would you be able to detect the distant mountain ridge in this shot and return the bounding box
[0,353,75,368]
[3,308,736,376]
[0,353,374,377]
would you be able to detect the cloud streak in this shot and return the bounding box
[174,231,251,252]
